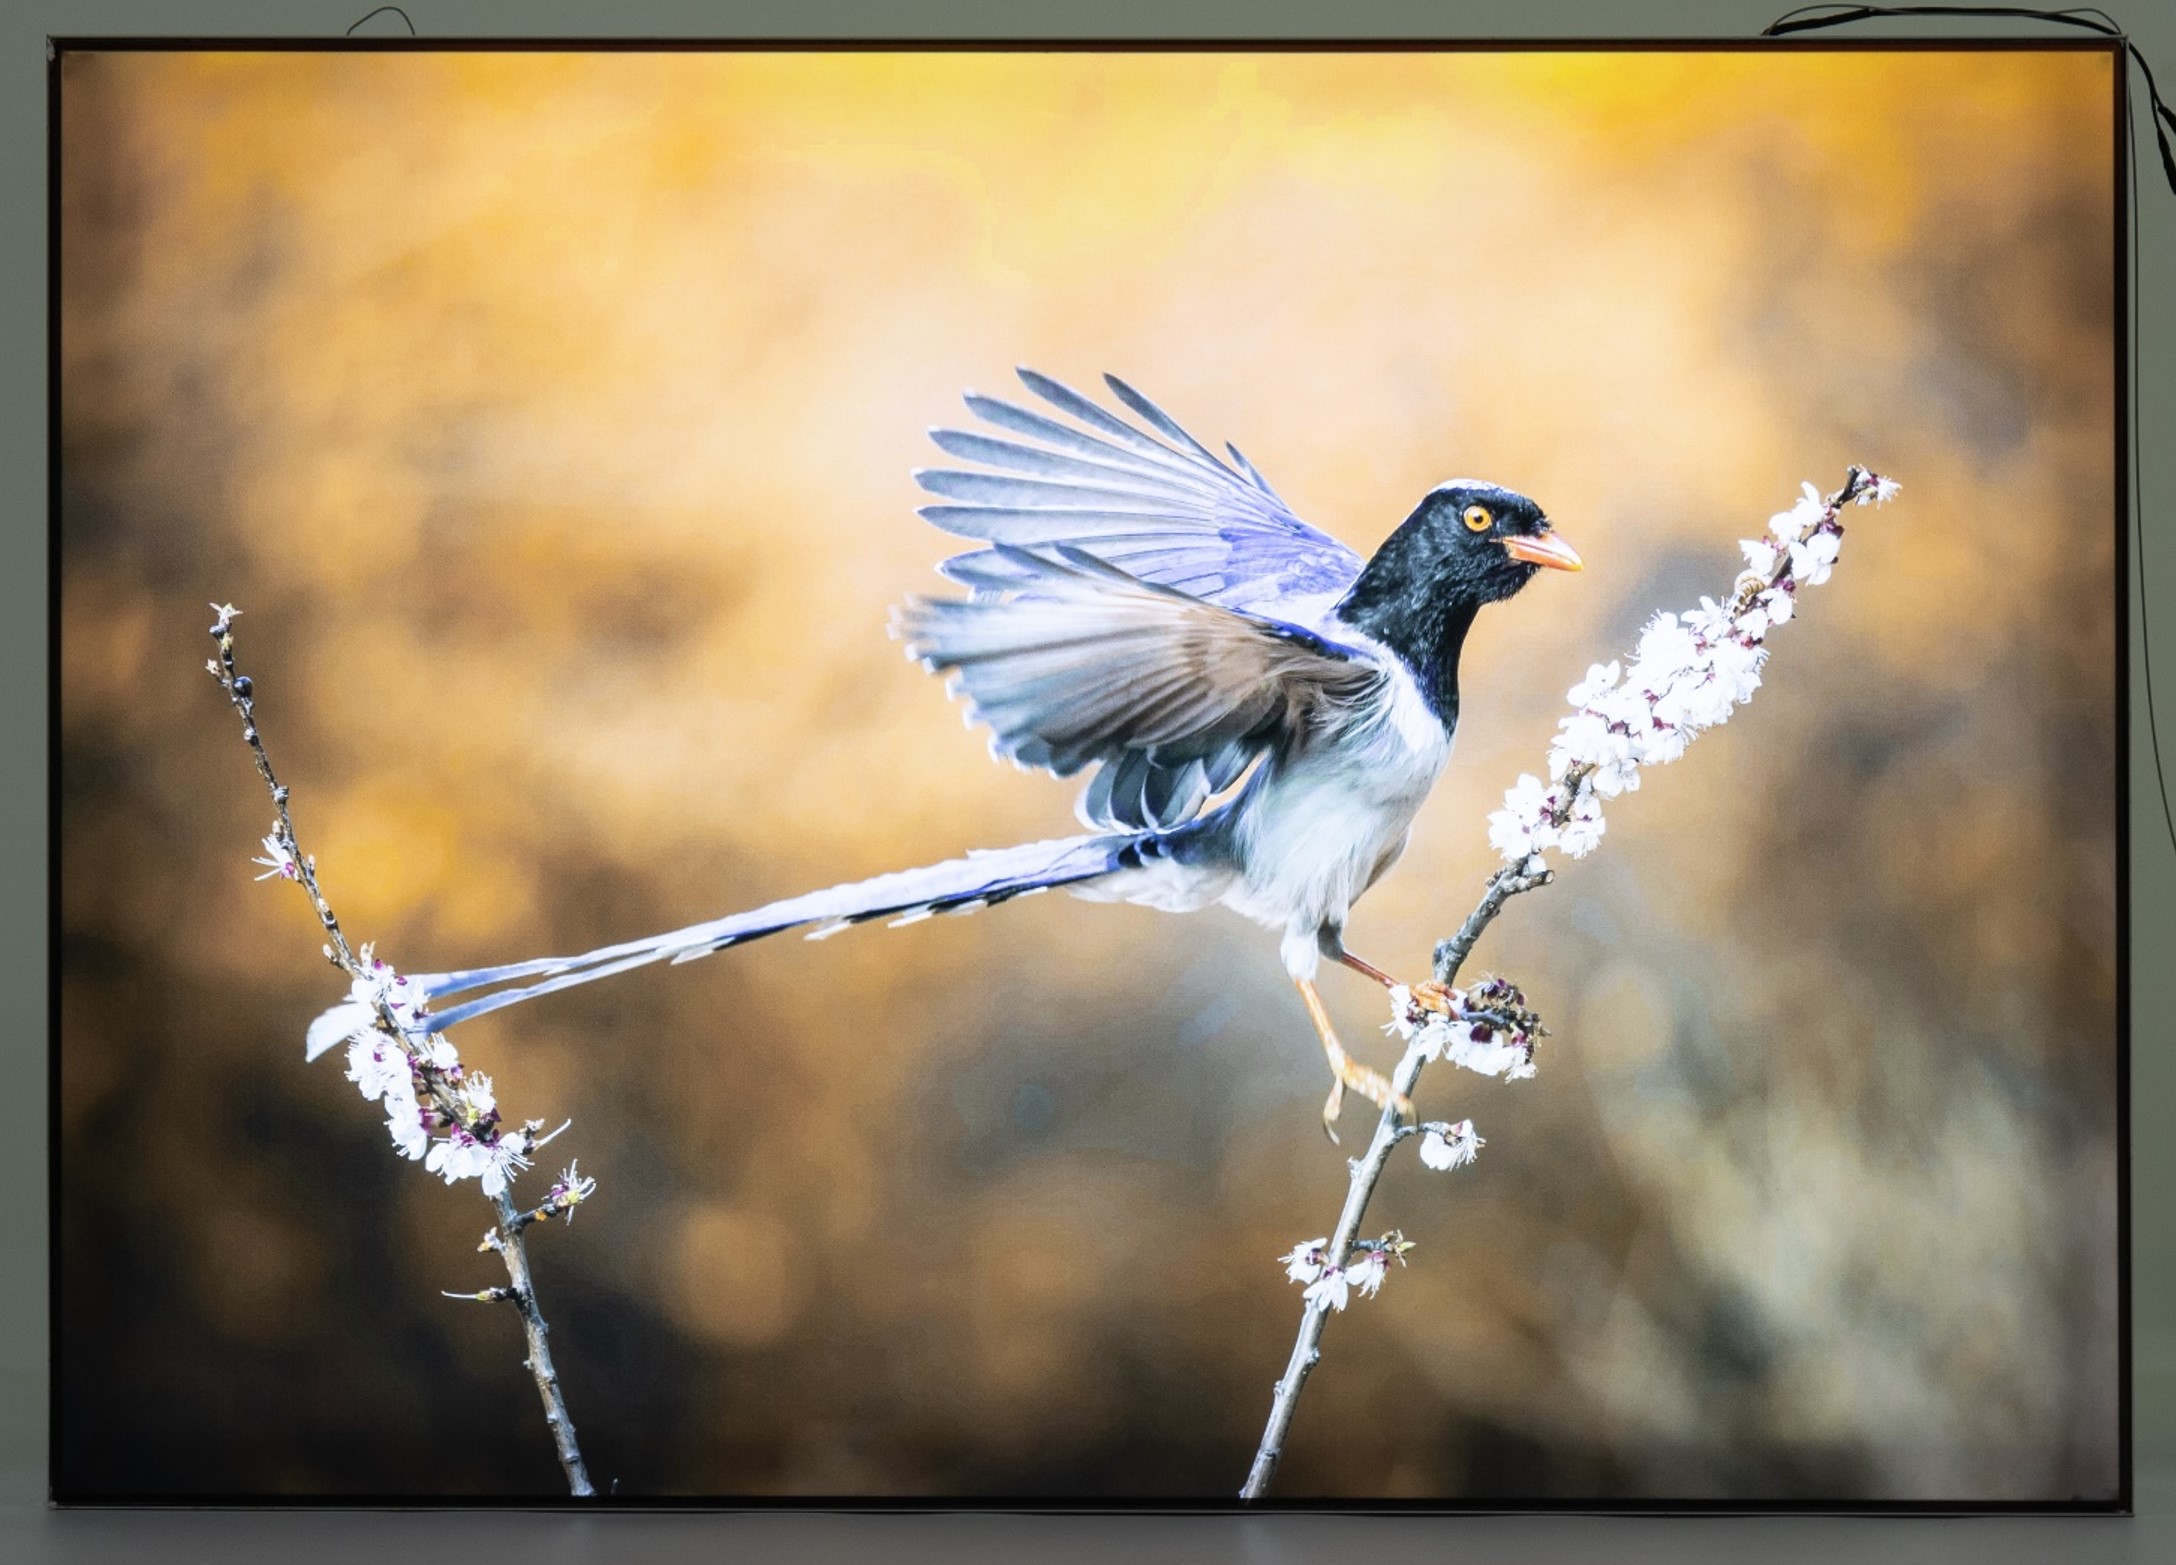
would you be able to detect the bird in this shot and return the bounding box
[383,369,1581,1136]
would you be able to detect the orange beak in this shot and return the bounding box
[1503,530,1584,572]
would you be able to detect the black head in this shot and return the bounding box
[1350,481,1580,610]
[1332,481,1580,721]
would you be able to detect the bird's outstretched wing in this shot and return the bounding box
[896,543,1384,832]
[916,369,1365,626]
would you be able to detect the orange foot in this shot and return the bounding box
[1410,980,1459,1016]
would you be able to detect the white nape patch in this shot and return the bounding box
[1427,477,1513,498]
[887,907,936,927]
[805,920,853,941]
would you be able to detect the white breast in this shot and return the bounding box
[1222,657,1453,977]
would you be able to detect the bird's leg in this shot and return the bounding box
[1336,950,1398,988]
[1335,950,1457,1016]
[1295,977,1413,1143]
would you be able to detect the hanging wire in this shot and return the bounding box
[1767,5,2176,858]
[346,5,418,36]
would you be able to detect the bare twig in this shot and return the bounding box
[205,607,357,972]
[205,606,596,1497]
[488,1185,590,1491]
[1432,862,1555,985]
[1240,467,1893,1501]
[483,1160,597,1250]
[1238,879,1540,1502]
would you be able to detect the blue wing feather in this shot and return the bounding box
[923,369,1365,622]
[912,380,1369,833]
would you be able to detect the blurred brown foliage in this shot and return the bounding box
[57,48,2119,1500]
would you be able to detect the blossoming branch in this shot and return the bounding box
[1241,466,1898,1501]
[204,604,597,1497]
[304,949,582,1201]
[1488,469,1901,872]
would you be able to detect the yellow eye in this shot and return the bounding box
[1461,504,1493,533]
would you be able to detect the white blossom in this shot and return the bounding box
[383,1073,427,1160]
[1654,667,1736,732]
[548,1160,597,1219]
[1346,1249,1389,1299]
[479,1135,531,1199]
[1740,536,1781,575]
[1302,1267,1352,1313]
[1634,612,1700,678]
[1383,986,1419,1042]
[346,951,429,1037]
[422,1122,532,1197]
[1487,809,1539,861]
[1768,481,1826,542]
[1566,660,1621,708]
[384,986,428,1035]
[1789,529,1841,587]
[1440,1020,1537,1081]
[1487,773,1558,860]
[1548,709,1605,779]
[1630,719,1689,767]
[425,1132,486,1184]
[1589,751,1640,801]
[1549,710,1638,798]
[344,1031,410,1103]
[1708,637,1767,704]
[251,829,299,882]
[1280,1239,1330,1285]
[1394,993,1540,1081]
[460,1071,497,1119]
[1685,595,1737,643]
[1863,475,1903,505]
[1555,786,1607,858]
[1418,1119,1484,1171]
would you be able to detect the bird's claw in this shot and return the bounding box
[1410,980,1457,1016]
[1300,974,1412,1145]
[1325,1059,1410,1137]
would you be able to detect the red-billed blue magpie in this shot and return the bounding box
[387,370,1580,1131]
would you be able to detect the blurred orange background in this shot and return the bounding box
[58,46,2119,1500]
